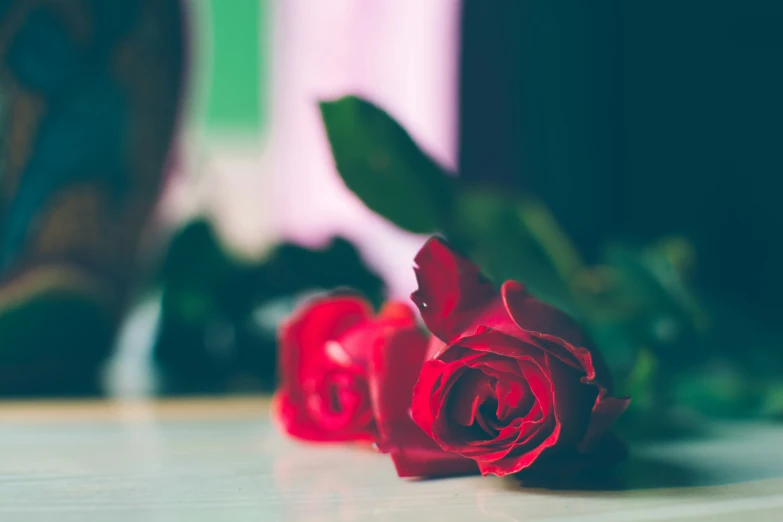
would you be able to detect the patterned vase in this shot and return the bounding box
[0,0,185,395]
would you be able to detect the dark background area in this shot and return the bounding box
[460,0,783,324]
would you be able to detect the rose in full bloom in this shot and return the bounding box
[409,237,630,477]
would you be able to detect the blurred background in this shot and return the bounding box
[1,0,782,438]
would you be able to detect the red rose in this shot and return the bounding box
[274,295,383,442]
[409,237,630,477]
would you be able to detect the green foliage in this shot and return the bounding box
[622,348,659,412]
[450,188,577,313]
[762,384,783,419]
[673,362,764,418]
[154,219,386,394]
[320,96,455,234]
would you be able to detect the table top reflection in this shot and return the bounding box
[0,397,782,521]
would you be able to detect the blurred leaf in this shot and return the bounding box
[254,236,386,308]
[623,348,658,411]
[159,220,237,324]
[642,237,709,332]
[161,220,233,286]
[451,188,576,313]
[604,244,684,315]
[614,350,709,443]
[320,96,454,234]
[591,242,703,369]
[571,266,643,323]
[673,362,763,418]
[761,383,783,420]
[154,221,387,394]
[517,196,585,282]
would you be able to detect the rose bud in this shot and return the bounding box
[410,237,630,477]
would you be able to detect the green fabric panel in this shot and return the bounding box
[204,0,267,133]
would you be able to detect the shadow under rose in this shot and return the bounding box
[504,455,704,493]
[501,421,783,494]
[407,454,703,491]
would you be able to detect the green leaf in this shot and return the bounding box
[623,347,658,411]
[673,362,764,418]
[761,383,783,419]
[450,189,576,313]
[593,241,704,369]
[320,96,454,234]
[516,196,584,282]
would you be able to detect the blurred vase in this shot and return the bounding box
[0,0,185,395]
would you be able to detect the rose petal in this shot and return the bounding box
[454,326,547,362]
[458,405,549,460]
[517,359,553,416]
[502,280,615,393]
[279,294,372,389]
[509,412,555,450]
[390,446,480,478]
[494,378,533,422]
[474,399,501,437]
[545,353,598,449]
[377,301,419,326]
[430,365,470,446]
[426,335,448,360]
[459,358,538,426]
[369,328,478,478]
[459,401,543,450]
[465,356,524,377]
[368,328,429,451]
[410,359,448,437]
[336,300,418,368]
[579,395,631,452]
[501,281,589,350]
[305,371,375,434]
[324,341,354,368]
[410,237,496,343]
[273,392,376,443]
[449,370,495,427]
[477,422,562,476]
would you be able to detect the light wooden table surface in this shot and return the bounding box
[0,397,781,521]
